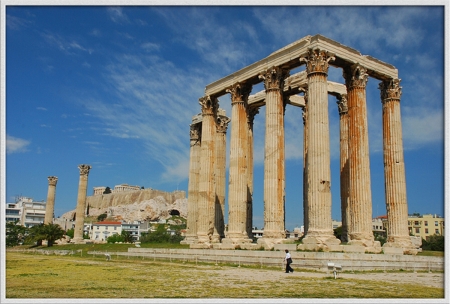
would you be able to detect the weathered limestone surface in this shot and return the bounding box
[73,164,91,243]
[224,82,252,245]
[337,94,349,243]
[258,66,287,247]
[195,96,218,247]
[44,176,58,224]
[301,49,340,247]
[379,79,416,254]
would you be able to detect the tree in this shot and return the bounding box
[6,221,27,247]
[121,230,134,243]
[422,235,444,251]
[42,224,65,247]
[103,187,112,194]
[97,213,107,221]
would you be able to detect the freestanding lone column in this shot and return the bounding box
[194,96,218,247]
[224,82,252,246]
[73,164,92,243]
[300,49,340,248]
[213,113,230,241]
[379,78,416,254]
[44,176,58,224]
[182,122,202,244]
[258,66,288,248]
[343,64,380,252]
[337,94,350,242]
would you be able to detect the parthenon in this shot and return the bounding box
[183,34,416,254]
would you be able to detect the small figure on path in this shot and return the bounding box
[284,249,294,273]
[105,253,111,261]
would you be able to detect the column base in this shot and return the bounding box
[71,237,87,244]
[257,237,285,250]
[180,235,197,245]
[221,236,252,249]
[301,233,341,252]
[383,235,419,255]
[347,239,382,254]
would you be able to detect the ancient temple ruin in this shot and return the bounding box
[183,34,416,254]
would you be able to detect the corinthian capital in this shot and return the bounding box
[47,176,58,186]
[226,82,252,105]
[300,48,335,76]
[337,94,348,115]
[216,115,231,134]
[190,123,201,142]
[199,95,218,116]
[258,66,289,92]
[379,78,402,102]
[78,164,92,176]
[343,64,369,89]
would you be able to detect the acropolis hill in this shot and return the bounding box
[61,185,187,223]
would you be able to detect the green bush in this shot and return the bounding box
[140,224,183,244]
[421,235,444,251]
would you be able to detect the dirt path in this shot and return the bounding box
[211,267,445,289]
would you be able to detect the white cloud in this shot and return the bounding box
[36,107,47,111]
[6,135,31,154]
[107,7,129,24]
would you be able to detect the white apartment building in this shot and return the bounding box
[90,221,122,241]
[5,197,46,228]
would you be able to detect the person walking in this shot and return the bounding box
[284,249,294,273]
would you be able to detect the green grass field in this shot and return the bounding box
[5,249,444,299]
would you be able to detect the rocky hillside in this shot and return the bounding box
[61,189,187,223]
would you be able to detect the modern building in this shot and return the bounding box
[5,196,46,228]
[407,214,445,239]
[90,221,122,242]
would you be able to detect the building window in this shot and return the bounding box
[435,221,438,226]
[114,226,117,230]
[425,228,428,234]
[415,228,420,234]
[435,229,439,235]
[414,221,419,226]
[97,226,99,230]
[424,221,428,226]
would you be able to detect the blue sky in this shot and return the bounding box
[2,4,446,230]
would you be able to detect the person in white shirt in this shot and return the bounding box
[284,249,294,273]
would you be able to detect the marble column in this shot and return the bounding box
[246,107,259,238]
[337,94,350,243]
[224,82,252,245]
[258,66,288,246]
[213,114,230,241]
[182,122,202,244]
[302,89,309,236]
[73,164,91,243]
[300,49,339,246]
[343,64,380,251]
[195,96,218,247]
[379,78,416,254]
[44,176,58,224]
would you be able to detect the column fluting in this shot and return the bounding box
[379,78,415,253]
[337,94,350,242]
[182,122,202,244]
[300,49,338,245]
[73,164,91,243]
[225,82,252,244]
[344,64,379,249]
[213,114,230,241]
[44,176,58,225]
[259,66,288,242]
[195,96,218,246]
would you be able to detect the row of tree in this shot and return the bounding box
[6,221,65,247]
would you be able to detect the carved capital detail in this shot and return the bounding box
[199,95,218,116]
[258,66,289,92]
[78,164,92,176]
[216,115,231,134]
[337,94,348,115]
[190,123,201,142]
[379,78,402,103]
[247,107,259,129]
[47,176,58,186]
[343,64,369,89]
[226,82,252,105]
[300,48,335,76]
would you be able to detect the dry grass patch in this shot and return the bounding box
[6,251,444,299]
